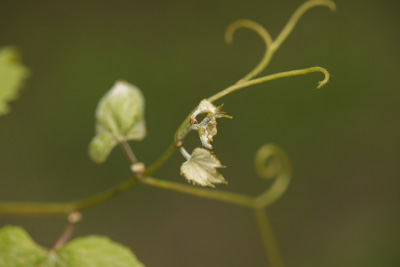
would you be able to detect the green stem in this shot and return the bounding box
[254,208,284,267]
[0,141,179,215]
[119,140,137,165]
[0,177,139,215]
[140,177,255,208]
[51,221,76,251]
[144,142,178,176]
[140,176,284,266]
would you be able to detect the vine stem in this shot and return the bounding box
[140,177,255,207]
[51,222,76,251]
[144,142,178,176]
[119,140,137,165]
[254,208,284,267]
[139,177,284,267]
[51,211,82,251]
[0,177,139,215]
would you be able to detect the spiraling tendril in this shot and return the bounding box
[254,144,291,208]
[225,19,273,83]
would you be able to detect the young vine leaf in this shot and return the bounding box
[190,100,232,149]
[180,147,227,187]
[89,80,146,164]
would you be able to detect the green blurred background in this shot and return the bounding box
[0,0,399,266]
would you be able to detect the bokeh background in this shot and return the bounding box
[0,0,399,266]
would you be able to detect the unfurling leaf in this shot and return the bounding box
[89,80,146,164]
[180,147,227,187]
[0,46,29,116]
[190,100,232,149]
[0,226,145,267]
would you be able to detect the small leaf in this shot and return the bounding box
[89,80,146,164]
[180,148,227,187]
[190,100,232,149]
[88,132,117,164]
[0,226,145,267]
[0,46,29,116]
[95,80,145,140]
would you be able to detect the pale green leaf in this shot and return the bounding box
[95,80,146,140]
[0,226,145,267]
[89,80,146,164]
[52,236,145,267]
[181,148,227,187]
[88,132,118,164]
[0,226,48,267]
[0,46,29,115]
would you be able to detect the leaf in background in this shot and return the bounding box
[181,148,227,187]
[50,236,145,267]
[89,80,146,164]
[0,46,29,116]
[0,226,48,267]
[0,226,145,267]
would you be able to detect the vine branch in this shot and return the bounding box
[254,208,284,267]
[0,66,326,215]
[0,1,335,266]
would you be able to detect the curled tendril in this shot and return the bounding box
[254,144,291,208]
[225,20,273,83]
[274,0,336,50]
[225,19,273,47]
[226,0,336,83]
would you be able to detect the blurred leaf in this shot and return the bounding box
[181,148,227,187]
[0,226,48,266]
[0,226,145,267]
[50,236,145,267]
[95,80,145,140]
[89,80,146,164]
[0,46,29,116]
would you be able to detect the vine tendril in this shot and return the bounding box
[225,0,335,84]
[273,0,336,51]
[207,66,330,103]
[254,144,291,208]
[225,19,273,83]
